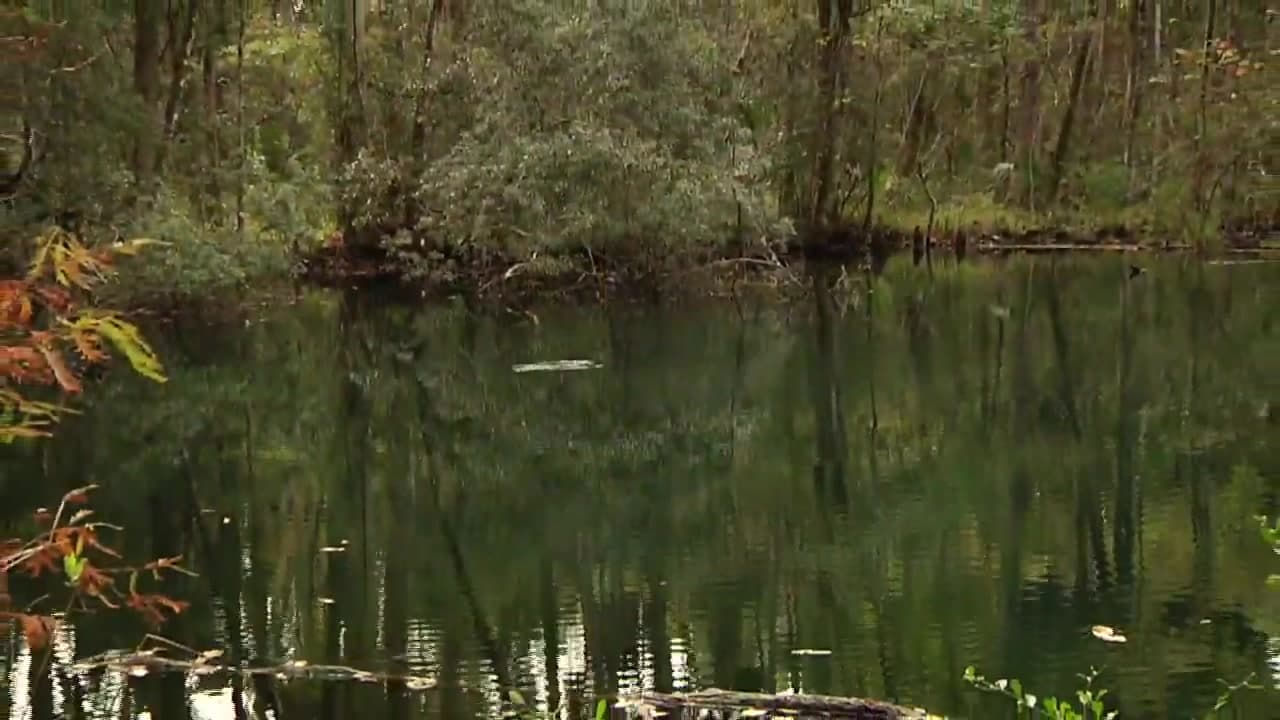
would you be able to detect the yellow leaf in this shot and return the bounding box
[72,313,166,383]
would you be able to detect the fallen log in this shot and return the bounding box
[613,688,933,719]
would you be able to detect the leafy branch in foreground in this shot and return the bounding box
[1,485,195,650]
[1,227,167,440]
[2,228,187,669]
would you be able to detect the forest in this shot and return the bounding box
[2,1,1276,301]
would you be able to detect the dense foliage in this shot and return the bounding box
[2,2,1275,296]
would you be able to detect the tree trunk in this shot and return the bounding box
[1123,0,1147,195]
[1046,14,1096,205]
[1016,2,1043,209]
[1193,0,1218,212]
[806,0,854,236]
[156,0,199,174]
[133,0,163,186]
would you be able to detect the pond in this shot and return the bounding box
[2,256,1279,719]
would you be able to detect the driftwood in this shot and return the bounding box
[614,688,932,719]
[68,648,436,690]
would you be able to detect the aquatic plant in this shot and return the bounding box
[965,665,1117,720]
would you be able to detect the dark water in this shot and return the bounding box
[2,256,1279,719]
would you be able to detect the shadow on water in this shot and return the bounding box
[2,256,1279,718]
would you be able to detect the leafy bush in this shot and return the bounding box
[107,188,293,304]
[367,2,792,276]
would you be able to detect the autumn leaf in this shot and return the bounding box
[76,562,115,599]
[34,341,82,394]
[19,546,58,578]
[71,313,166,383]
[127,592,189,628]
[0,346,54,385]
[143,554,196,578]
[17,613,54,650]
[70,328,108,363]
[0,280,33,328]
[33,285,73,315]
[0,424,53,442]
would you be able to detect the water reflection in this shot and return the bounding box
[3,256,1279,719]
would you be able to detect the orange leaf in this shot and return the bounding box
[0,280,33,329]
[33,285,73,315]
[0,345,54,385]
[76,562,114,596]
[20,547,58,578]
[17,614,54,650]
[70,329,108,363]
[34,342,82,394]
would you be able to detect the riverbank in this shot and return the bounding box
[295,219,1280,305]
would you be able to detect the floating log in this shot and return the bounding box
[613,688,932,719]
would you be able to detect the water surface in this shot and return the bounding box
[2,256,1279,719]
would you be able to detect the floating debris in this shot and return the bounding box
[790,648,833,656]
[615,688,929,719]
[1090,625,1128,643]
[195,649,224,664]
[512,360,603,373]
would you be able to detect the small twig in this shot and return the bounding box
[50,47,105,74]
[136,632,200,658]
[47,484,99,544]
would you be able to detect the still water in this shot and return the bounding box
[2,256,1279,719]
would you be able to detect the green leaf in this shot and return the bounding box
[594,698,607,720]
[74,313,167,383]
[64,553,86,584]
